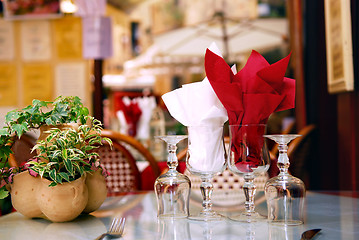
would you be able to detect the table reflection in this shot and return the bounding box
[0,214,106,240]
[268,224,304,240]
[0,191,359,239]
[157,218,190,240]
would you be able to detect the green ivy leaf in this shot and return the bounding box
[5,110,19,122]
[0,187,9,199]
[0,129,9,136]
[12,123,28,137]
[0,145,13,160]
[45,118,54,125]
[80,107,89,116]
[56,106,70,118]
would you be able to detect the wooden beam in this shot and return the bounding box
[93,59,104,123]
[287,0,307,130]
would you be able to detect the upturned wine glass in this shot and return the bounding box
[154,135,191,218]
[263,134,306,225]
[186,125,227,221]
[227,124,270,222]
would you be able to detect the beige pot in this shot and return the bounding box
[10,169,107,222]
[83,169,108,213]
[10,171,42,218]
[37,175,88,222]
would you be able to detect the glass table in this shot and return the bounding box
[0,191,358,239]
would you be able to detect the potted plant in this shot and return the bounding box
[0,96,112,222]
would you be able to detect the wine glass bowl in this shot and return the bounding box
[186,125,227,221]
[227,124,270,222]
[154,135,191,218]
[263,134,306,226]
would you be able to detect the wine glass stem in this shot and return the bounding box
[277,143,290,175]
[203,224,213,240]
[167,143,178,171]
[200,177,213,213]
[243,174,256,215]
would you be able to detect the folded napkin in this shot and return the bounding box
[186,125,226,172]
[117,97,142,137]
[136,96,157,140]
[205,47,295,125]
[162,44,228,172]
[204,43,295,172]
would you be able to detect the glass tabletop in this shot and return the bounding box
[0,191,358,239]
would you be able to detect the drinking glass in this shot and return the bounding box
[154,135,191,218]
[227,124,270,222]
[263,134,306,225]
[186,125,227,221]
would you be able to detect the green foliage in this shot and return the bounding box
[0,96,90,163]
[0,188,9,199]
[0,96,111,197]
[27,116,112,187]
[3,96,89,138]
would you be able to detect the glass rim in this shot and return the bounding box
[263,134,302,137]
[228,124,267,127]
[154,135,188,138]
[187,124,225,127]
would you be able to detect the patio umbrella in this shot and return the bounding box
[151,15,288,63]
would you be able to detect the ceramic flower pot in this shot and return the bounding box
[37,175,88,222]
[10,171,42,218]
[10,170,107,222]
[83,169,108,213]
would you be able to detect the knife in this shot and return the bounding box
[301,229,322,240]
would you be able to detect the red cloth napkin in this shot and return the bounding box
[205,48,295,172]
[230,124,267,172]
[117,98,142,137]
[205,49,295,125]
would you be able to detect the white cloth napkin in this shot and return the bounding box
[116,110,128,135]
[162,43,229,172]
[116,96,131,135]
[187,125,226,172]
[136,96,157,140]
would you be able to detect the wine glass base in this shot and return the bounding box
[188,211,226,222]
[228,211,266,223]
[158,213,188,219]
[269,220,303,226]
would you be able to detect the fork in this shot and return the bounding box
[95,217,126,240]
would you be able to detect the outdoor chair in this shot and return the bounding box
[98,129,161,194]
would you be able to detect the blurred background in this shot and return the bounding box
[0,0,358,193]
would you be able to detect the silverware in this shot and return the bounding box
[95,217,126,240]
[301,228,321,240]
